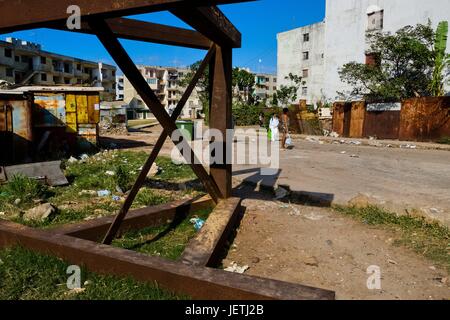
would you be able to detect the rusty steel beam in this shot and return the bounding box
[48,18,212,50]
[86,18,224,244]
[0,220,335,300]
[172,6,242,47]
[181,197,242,267]
[99,46,217,245]
[0,0,255,34]
[50,196,214,242]
[209,44,233,198]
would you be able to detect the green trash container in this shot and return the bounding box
[175,120,195,141]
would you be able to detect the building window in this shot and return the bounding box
[365,53,380,67]
[21,56,29,63]
[302,69,309,78]
[367,10,384,31]
[15,55,20,62]
[303,33,310,42]
[112,70,116,77]
[41,73,47,81]
[6,68,13,77]
[147,78,157,85]
[303,52,309,60]
[273,86,277,91]
[76,64,81,71]
[302,87,308,96]
[4,48,12,58]
[273,78,277,83]
[40,56,46,64]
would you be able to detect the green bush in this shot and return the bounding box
[232,103,263,126]
[115,165,133,192]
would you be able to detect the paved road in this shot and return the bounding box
[233,138,450,227]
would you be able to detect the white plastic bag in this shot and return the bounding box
[285,134,293,146]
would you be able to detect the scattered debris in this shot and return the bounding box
[433,277,447,284]
[274,187,289,200]
[251,257,261,264]
[190,218,205,231]
[340,151,347,154]
[330,132,340,138]
[64,288,86,296]
[67,156,78,164]
[388,259,398,265]
[147,163,161,178]
[14,198,21,205]
[304,212,324,221]
[224,262,249,274]
[97,190,111,197]
[78,190,97,197]
[112,195,121,201]
[0,212,5,216]
[349,141,362,145]
[80,154,89,161]
[105,171,115,176]
[304,256,319,267]
[23,203,57,222]
[400,144,417,149]
[305,136,320,143]
[350,154,360,158]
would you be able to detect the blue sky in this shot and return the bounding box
[1,0,325,75]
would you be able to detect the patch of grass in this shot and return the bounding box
[0,247,186,300]
[0,174,49,207]
[134,188,170,208]
[113,208,212,260]
[437,136,450,145]
[334,205,450,272]
[155,157,196,183]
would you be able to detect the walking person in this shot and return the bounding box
[281,108,290,149]
[269,113,280,142]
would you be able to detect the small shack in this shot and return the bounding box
[0,86,103,165]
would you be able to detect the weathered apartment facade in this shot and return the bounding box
[277,0,450,105]
[254,73,277,101]
[123,65,201,119]
[0,37,117,101]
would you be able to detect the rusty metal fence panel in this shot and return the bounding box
[399,97,450,141]
[364,102,401,140]
[349,101,365,138]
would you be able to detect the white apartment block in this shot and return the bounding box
[277,0,450,105]
[123,65,201,119]
[0,37,117,101]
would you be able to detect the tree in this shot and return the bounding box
[274,73,303,106]
[179,60,210,118]
[339,22,436,102]
[429,21,449,96]
[232,67,255,103]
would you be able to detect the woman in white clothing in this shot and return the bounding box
[269,114,280,142]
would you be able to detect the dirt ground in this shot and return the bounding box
[223,185,449,300]
[100,127,450,300]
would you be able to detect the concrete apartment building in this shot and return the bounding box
[116,75,124,100]
[277,0,450,105]
[0,37,117,101]
[123,65,201,119]
[254,73,277,101]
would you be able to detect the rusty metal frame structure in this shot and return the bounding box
[0,0,335,300]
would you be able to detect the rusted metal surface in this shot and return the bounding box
[332,102,351,137]
[89,18,222,206]
[33,94,67,127]
[364,111,401,140]
[51,196,214,241]
[99,47,216,245]
[3,161,68,186]
[181,197,242,267]
[399,97,450,141]
[0,219,335,300]
[0,94,33,164]
[0,0,253,36]
[49,18,212,50]
[349,101,365,138]
[209,45,233,198]
[172,6,242,47]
